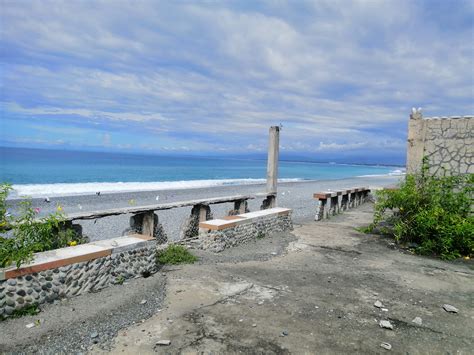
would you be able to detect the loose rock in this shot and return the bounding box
[374,300,383,308]
[442,304,458,313]
[412,317,422,325]
[26,323,35,329]
[140,299,147,305]
[156,340,171,346]
[379,320,393,330]
[90,331,98,339]
[380,342,392,350]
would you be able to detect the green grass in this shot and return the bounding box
[156,244,198,265]
[0,303,40,321]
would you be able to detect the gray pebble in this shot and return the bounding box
[379,320,393,330]
[442,304,458,313]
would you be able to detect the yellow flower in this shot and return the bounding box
[57,205,63,212]
[68,240,77,246]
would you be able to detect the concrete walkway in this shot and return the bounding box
[95,204,474,354]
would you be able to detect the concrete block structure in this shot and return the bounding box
[406,109,473,176]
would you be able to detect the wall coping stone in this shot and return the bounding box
[0,234,154,280]
[199,207,292,231]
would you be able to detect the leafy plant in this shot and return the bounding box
[0,303,40,321]
[0,183,12,231]
[0,183,86,268]
[366,162,473,260]
[156,244,198,265]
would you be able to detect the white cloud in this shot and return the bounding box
[1,0,473,159]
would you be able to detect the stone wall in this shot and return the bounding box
[198,212,293,253]
[406,109,473,175]
[0,241,157,318]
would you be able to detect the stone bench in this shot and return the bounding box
[0,234,157,317]
[313,187,370,220]
[197,207,293,252]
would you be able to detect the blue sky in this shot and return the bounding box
[1,0,473,164]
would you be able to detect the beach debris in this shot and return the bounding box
[252,323,257,327]
[271,252,278,256]
[442,304,458,313]
[140,299,147,305]
[374,300,384,308]
[382,308,388,312]
[26,323,35,328]
[412,317,423,325]
[90,331,99,338]
[156,340,171,346]
[380,342,392,350]
[379,320,393,330]
[44,197,50,203]
[280,330,289,337]
[156,195,160,201]
[239,318,243,322]
[96,191,101,196]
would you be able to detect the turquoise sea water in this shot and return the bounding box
[0,147,403,197]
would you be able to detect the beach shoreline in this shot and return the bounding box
[6,175,402,242]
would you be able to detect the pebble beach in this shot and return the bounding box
[11,175,402,242]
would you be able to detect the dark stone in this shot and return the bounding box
[16,289,26,297]
[25,275,33,281]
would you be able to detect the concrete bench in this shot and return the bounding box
[0,234,157,317]
[197,207,293,252]
[313,187,370,220]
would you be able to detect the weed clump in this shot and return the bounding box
[156,244,198,265]
[1,303,40,321]
[365,162,473,260]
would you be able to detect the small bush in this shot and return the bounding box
[366,163,473,260]
[0,183,86,268]
[156,244,198,265]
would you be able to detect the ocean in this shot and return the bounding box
[0,147,403,198]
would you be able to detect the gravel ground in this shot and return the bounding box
[0,273,167,354]
[7,175,400,242]
[0,230,296,354]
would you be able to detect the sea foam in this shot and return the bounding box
[11,178,304,198]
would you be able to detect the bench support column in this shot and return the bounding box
[233,200,248,214]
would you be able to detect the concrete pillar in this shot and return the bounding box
[406,108,426,174]
[266,126,280,208]
[141,211,155,237]
[234,200,248,214]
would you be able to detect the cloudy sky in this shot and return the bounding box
[1,0,473,164]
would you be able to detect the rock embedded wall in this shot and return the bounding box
[0,242,158,318]
[407,110,473,175]
[198,213,293,253]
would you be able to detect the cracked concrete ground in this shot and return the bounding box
[1,203,472,354]
[93,203,473,354]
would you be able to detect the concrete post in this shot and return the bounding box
[406,108,425,174]
[141,211,155,237]
[266,126,280,208]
